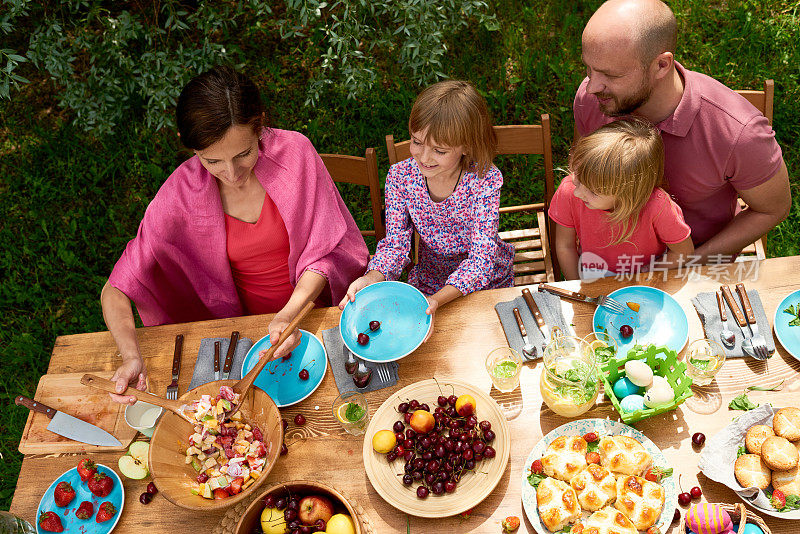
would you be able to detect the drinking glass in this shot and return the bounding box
[685,338,725,386]
[539,335,599,418]
[332,391,369,436]
[582,331,618,366]
[485,346,523,392]
[0,511,35,534]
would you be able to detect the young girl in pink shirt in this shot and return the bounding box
[549,119,694,280]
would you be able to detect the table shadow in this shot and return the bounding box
[684,381,724,415]
[489,385,524,420]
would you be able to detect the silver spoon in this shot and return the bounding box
[353,357,372,388]
[513,308,537,360]
[716,291,736,349]
[344,348,358,374]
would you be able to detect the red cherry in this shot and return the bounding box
[357,333,369,345]
[620,325,634,338]
[690,486,702,499]
[146,482,158,495]
[298,369,309,380]
[692,432,706,447]
[294,414,306,426]
[280,443,288,455]
[678,492,691,506]
[369,320,381,331]
[672,509,680,523]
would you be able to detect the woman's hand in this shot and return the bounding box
[265,313,302,361]
[423,296,439,343]
[338,270,385,309]
[109,356,147,405]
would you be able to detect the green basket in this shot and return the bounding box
[600,344,693,424]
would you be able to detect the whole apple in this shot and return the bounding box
[408,410,435,434]
[298,495,334,524]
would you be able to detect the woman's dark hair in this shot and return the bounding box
[176,65,264,150]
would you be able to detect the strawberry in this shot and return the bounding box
[75,501,93,520]
[531,459,544,474]
[582,431,599,442]
[251,426,263,442]
[88,472,114,497]
[53,481,76,507]
[772,489,786,510]
[213,488,230,499]
[228,477,244,495]
[96,501,117,523]
[38,511,64,532]
[585,451,601,464]
[501,516,520,532]
[77,458,97,482]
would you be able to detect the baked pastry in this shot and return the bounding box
[772,466,800,495]
[536,476,581,532]
[613,475,664,530]
[761,436,799,471]
[599,435,652,476]
[542,435,588,482]
[745,424,775,454]
[573,506,637,534]
[570,463,617,511]
[734,454,771,489]
[773,407,800,441]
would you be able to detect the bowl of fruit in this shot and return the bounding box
[235,480,364,534]
[149,382,283,511]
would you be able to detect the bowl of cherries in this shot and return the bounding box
[340,281,432,363]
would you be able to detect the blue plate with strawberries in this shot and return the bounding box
[241,329,327,408]
[36,463,124,534]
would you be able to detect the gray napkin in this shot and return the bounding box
[321,326,398,394]
[698,404,776,510]
[691,290,775,359]
[494,289,574,358]
[188,337,254,390]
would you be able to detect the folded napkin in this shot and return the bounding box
[698,404,776,510]
[691,289,775,359]
[494,289,574,358]
[321,326,398,394]
[189,337,255,390]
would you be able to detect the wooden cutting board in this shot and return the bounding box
[18,372,138,454]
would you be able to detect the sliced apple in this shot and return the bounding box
[118,441,150,479]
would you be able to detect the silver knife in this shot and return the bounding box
[522,288,551,352]
[15,395,122,447]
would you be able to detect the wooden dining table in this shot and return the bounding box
[10,257,800,533]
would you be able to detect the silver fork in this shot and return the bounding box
[538,284,626,314]
[736,283,770,360]
[721,285,763,360]
[166,334,183,400]
[376,364,390,383]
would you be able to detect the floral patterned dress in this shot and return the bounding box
[368,158,514,295]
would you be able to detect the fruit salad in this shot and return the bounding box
[184,386,268,499]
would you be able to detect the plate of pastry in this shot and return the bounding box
[521,418,676,534]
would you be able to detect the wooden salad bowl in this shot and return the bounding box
[236,480,365,534]
[149,379,283,511]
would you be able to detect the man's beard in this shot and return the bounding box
[598,81,652,117]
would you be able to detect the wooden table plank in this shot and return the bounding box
[10,258,800,533]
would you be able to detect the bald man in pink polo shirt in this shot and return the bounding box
[573,0,790,262]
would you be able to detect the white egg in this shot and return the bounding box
[646,375,670,391]
[644,381,675,408]
[624,359,654,387]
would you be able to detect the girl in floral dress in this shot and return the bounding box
[339,80,514,321]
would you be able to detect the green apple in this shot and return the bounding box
[260,507,287,534]
[118,441,150,479]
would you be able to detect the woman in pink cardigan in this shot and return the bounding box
[102,66,368,404]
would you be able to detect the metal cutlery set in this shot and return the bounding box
[719,283,771,360]
[343,348,391,388]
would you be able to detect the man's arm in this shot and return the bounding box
[694,160,791,261]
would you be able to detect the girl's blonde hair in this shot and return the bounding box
[409,80,497,178]
[569,118,665,246]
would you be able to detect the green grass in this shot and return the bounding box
[1,0,798,510]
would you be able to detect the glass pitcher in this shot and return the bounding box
[539,334,599,418]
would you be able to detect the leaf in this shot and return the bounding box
[587,440,600,453]
[747,380,784,392]
[737,445,747,458]
[651,466,673,480]
[527,472,546,488]
[729,393,758,411]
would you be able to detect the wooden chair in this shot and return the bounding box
[321,148,386,242]
[733,79,774,261]
[385,115,558,284]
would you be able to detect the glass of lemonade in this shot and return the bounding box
[540,335,599,418]
[582,331,618,366]
[685,338,725,386]
[485,346,523,392]
[332,391,369,436]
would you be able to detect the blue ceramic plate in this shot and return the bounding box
[521,419,677,534]
[37,464,124,534]
[340,281,432,363]
[774,289,800,363]
[241,329,327,408]
[593,286,688,355]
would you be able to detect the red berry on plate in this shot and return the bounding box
[294,414,306,426]
[54,481,76,507]
[678,492,691,506]
[585,452,601,465]
[75,501,93,520]
[357,333,369,345]
[772,489,786,510]
[582,431,599,443]
[672,508,680,523]
[38,511,63,532]
[531,459,544,474]
[620,325,634,338]
[692,432,706,447]
[96,501,117,522]
[690,486,702,499]
[298,369,309,380]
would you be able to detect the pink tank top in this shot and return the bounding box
[225,192,294,315]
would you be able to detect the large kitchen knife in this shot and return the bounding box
[15,395,122,447]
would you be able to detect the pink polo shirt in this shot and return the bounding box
[573,62,783,245]
[549,175,691,274]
